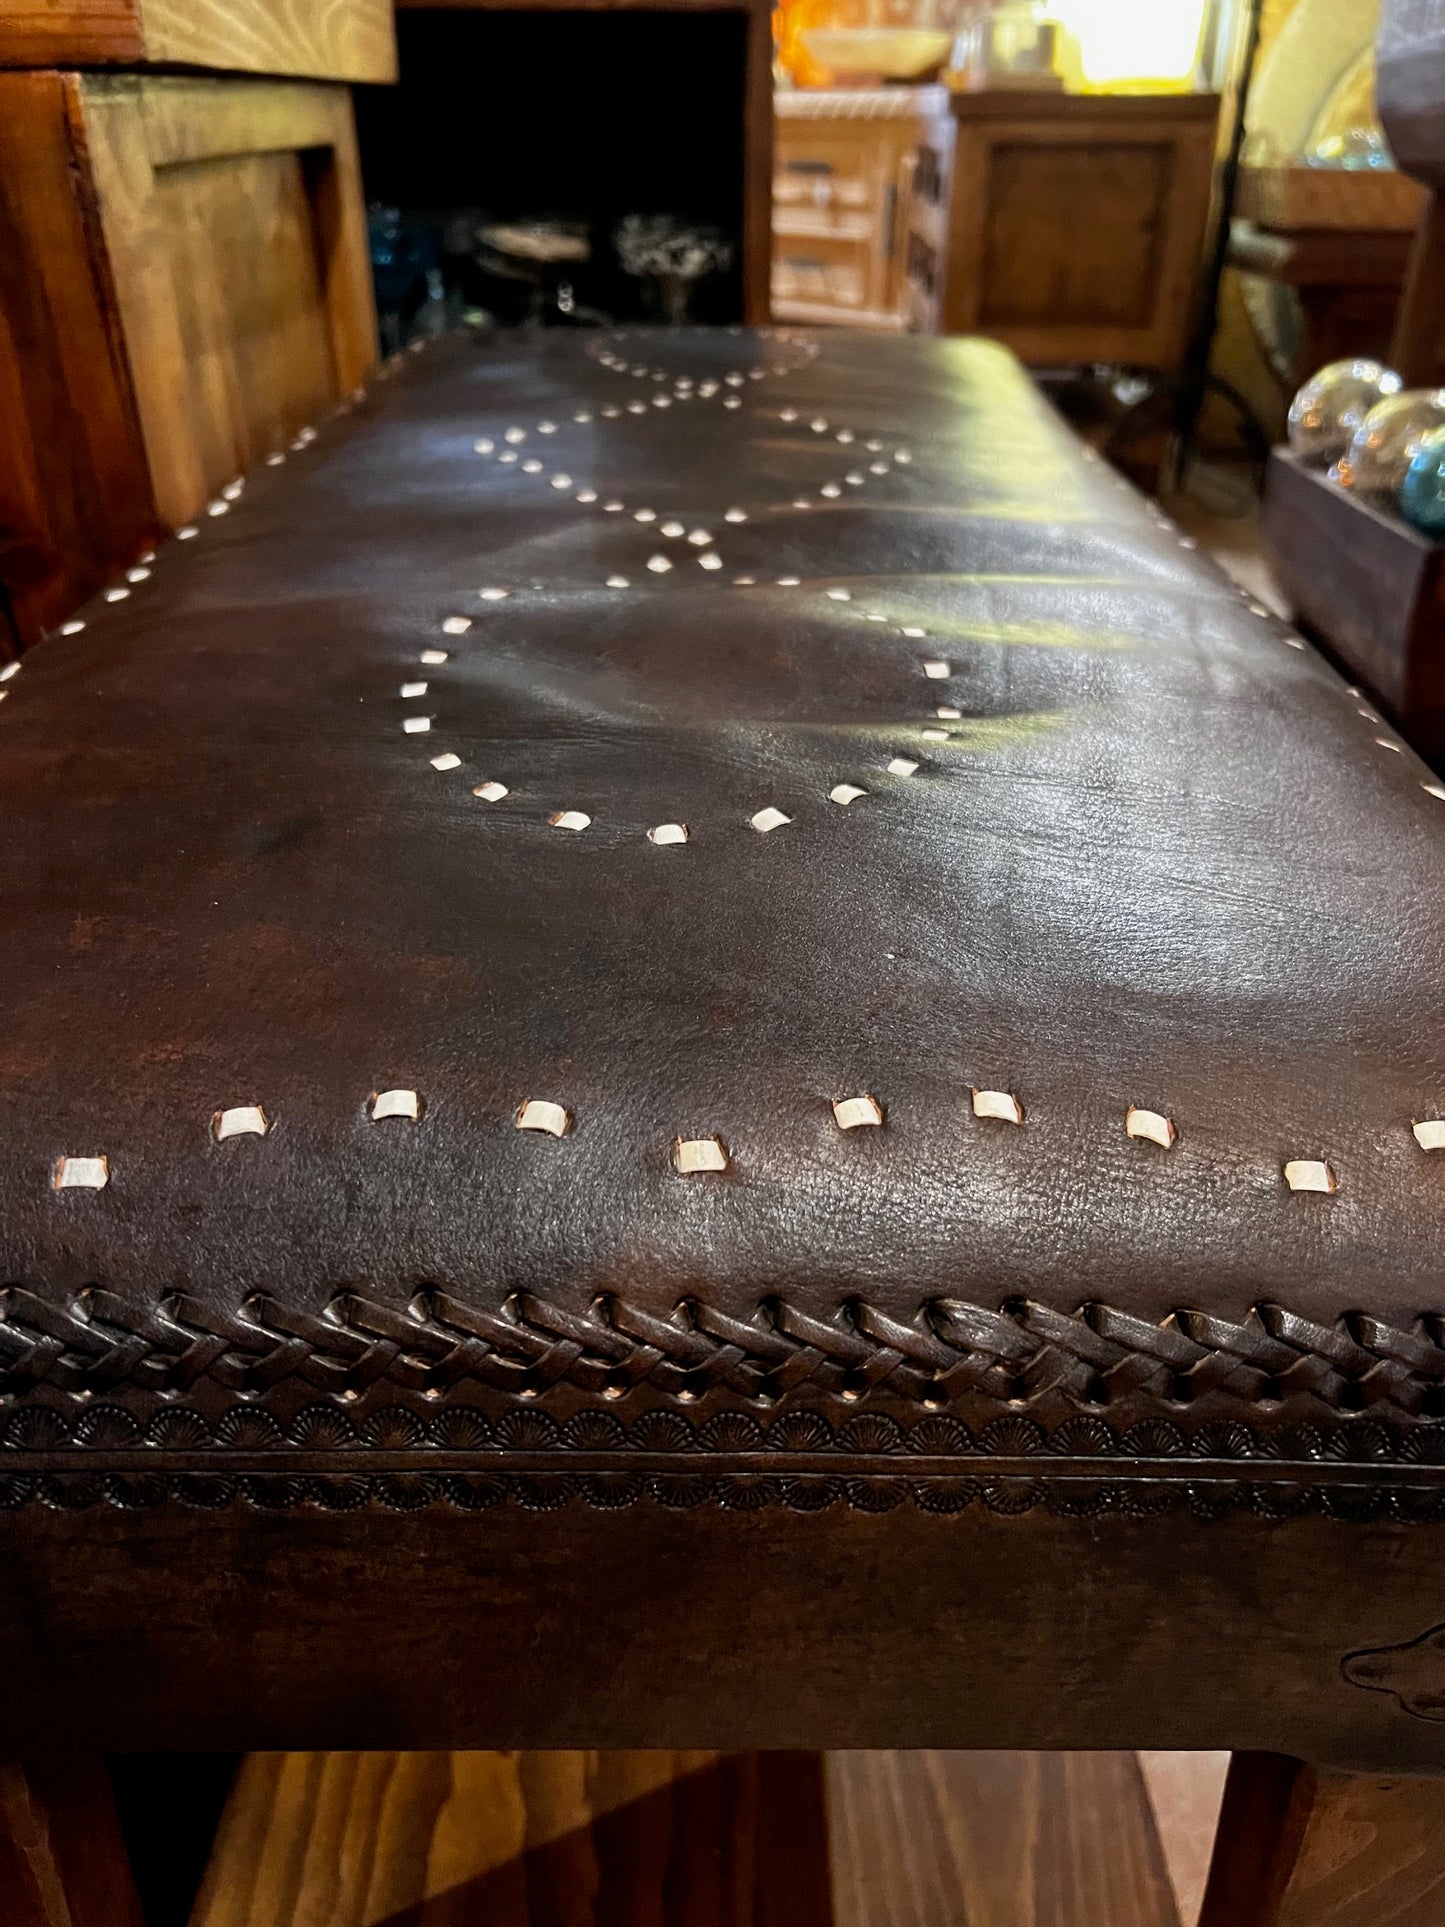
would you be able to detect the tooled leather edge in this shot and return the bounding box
[3,1400,1445,1521]
[4,1288,1445,1516]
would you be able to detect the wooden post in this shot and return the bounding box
[0,1757,146,1927]
[1390,190,1445,386]
[1198,1752,1445,1927]
[1379,0,1445,384]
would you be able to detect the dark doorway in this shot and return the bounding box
[355,9,748,333]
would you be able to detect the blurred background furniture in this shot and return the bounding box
[0,0,390,656]
[1225,220,1415,380]
[1227,152,1426,383]
[910,90,1221,369]
[1378,0,1445,391]
[1210,0,1411,449]
[0,0,393,73]
[1262,0,1445,757]
[772,86,945,329]
[358,0,774,339]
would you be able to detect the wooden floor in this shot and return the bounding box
[1160,459,1286,617]
[187,1750,1230,1927]
[829,1753,1187,1927]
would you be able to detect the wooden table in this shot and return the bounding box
[1227,218,1415,380]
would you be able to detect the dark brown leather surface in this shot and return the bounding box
[3,329,1445,1768]
[4,329,1444,1317]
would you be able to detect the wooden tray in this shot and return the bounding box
[1263,447,1445,754]
[1237,163,1425,233]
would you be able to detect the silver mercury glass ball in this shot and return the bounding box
[1288,359,1402,468]
[1332,388,1445,496]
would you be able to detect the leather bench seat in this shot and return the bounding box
[2,330,1443,1769]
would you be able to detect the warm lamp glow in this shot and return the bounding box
[1051,0,1208,87]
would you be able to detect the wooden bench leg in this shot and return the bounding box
[0,1756,146,1927]
[1198,1751,1445,1927]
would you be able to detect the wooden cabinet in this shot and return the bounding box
[900,100,954,334]
[0,0,390,656]
[0,72,378,651]
[772,88,945,331]
[78,77,376,531]
[909,90,1220,369]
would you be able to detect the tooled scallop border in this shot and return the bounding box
[4,1403,1445,1520]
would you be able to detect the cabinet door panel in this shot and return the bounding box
[0,72,376,648]
[152,149,338,496]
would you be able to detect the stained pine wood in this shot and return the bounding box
[0,70,376,644]
[155,153,338,489]
[190,1751,832,1927]
[0,1757,146,1927]
[826,1751,1180,1927]
[1137,1753,1231,1927]
[0,71,159,651]
[935,92,1220,369]
[0,71,376,644]
[1198,1753,1445,1927]
[139,0,394,82]
[79,74,376,533]
[0,0,144,64]
[0,0,396,83]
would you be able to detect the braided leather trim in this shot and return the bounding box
[1,1286,1443,1414]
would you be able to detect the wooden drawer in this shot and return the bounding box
[772,231,874,316]
[1237,162,1425,234]
[775,135,879,226]
[0,71,377,651]
[772,105,925,329]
